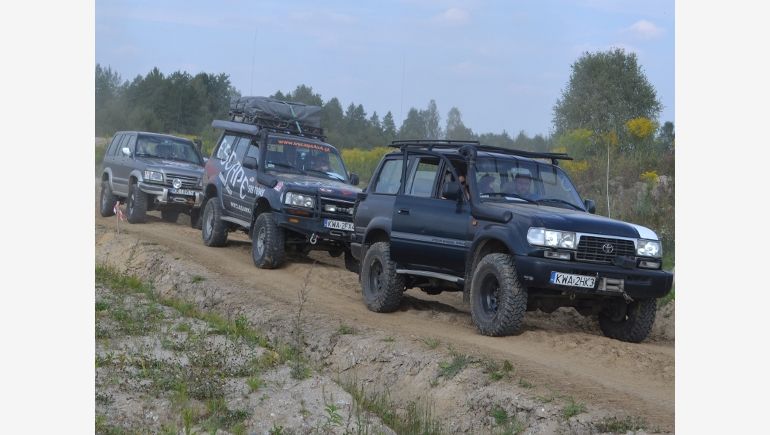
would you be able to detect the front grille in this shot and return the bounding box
[319,197,354,220]
[165,173,199,189]
[576,236,636,264]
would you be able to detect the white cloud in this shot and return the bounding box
[433,8,470,25]
[626,20,664,40]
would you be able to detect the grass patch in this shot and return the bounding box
[336,324,355,335]
[438,353,469,379]
[490,406,524,434]
[382,336,395,342]
[421,337,441,349]
[659,287,675,306]
[246,376,264,392]
[175,322,192,333]
[594,416,648,432]
[341,379,443,435]
[518,378,534,389]
[96,301,110,312]
[191,275,206,283]
[484,359,514,381]
[562,397,586,419]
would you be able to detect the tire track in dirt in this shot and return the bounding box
[95,193,674,429]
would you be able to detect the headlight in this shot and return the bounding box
[284,192,315,208]
[143,170,164,183]
[527,227,576,249]
[637,239,662,258]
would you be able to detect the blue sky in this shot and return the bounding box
[96,0,674,138]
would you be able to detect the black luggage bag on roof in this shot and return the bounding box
[230,96,322,129]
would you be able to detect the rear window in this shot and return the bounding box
[371,159,403,194]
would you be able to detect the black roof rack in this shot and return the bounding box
[388,140,572,164]
[228,112,326,141]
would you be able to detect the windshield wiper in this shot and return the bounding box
[480,192,537,204]
[536,198,583,210]
[304,169,345,182]
[267,162,303,174]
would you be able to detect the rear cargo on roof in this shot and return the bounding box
[230,96,322,129]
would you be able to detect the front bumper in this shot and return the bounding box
[514,254,673,299]
[274,212,353,244]
[138,182,203,208]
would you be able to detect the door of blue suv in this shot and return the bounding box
[390,153,471,274]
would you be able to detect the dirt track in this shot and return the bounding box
[95,194,674,431]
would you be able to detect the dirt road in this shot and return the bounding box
[95,199,674,431]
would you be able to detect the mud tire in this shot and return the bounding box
[599,298,657,343]
[361,242,404,312]
[190,207,202,229]
[470,253,528,336]
[251,213,286,269]
[99,180,117,217]
[201,198,228,247]
[126,183,148,224]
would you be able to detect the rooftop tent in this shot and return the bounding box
[230,96,322,129]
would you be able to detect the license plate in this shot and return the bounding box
[170,188,196,196]
[550,271,596,289]
[323,219,354,231]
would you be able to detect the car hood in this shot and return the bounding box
[484,202,658,240]
[276,173,361,201]
[137,157,204,175]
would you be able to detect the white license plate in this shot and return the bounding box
[324,219,354,231]
[550,272,596,289]
[170,188,196,196]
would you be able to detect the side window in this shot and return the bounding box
[106,134,122,156]
[126,134,137,153]
[117,134,131,155]
[245,142,260,163]
[371,159,403,194]
[215,134,239,160]
[232,137,250,162]
[405,157,439,197]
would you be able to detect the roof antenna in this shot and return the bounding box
[400,52,405,125]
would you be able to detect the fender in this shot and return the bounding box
[101,168,115,192]
[363,216,393,245]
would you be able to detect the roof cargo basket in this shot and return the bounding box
[389,140,572,165]
[229,96,325,139]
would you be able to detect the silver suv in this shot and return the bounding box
[99,131,205,226]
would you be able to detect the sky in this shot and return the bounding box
[96,0,674,138]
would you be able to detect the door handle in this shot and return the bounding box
[398,208,410,215]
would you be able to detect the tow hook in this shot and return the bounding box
[621,289,634,303]
[309,233,318,245]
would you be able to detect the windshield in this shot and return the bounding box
[264,136,348,182]
[136,135,203,165]
[474,157,585,210]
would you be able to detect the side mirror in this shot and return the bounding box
[121,147,132,157]
[243,156,258,170]
[584,199,596,214]
[442,181,462,201]
[349,173,360,186]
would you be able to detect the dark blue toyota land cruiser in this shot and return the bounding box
[351,140,673,343]
[200,97,361,269]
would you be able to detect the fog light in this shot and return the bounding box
[544,251,571,260]
[324,204,337,213]
[638,260,661,269]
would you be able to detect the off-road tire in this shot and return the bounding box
[598,298,657,343]
[470,253,528,336]
[328,248,344,258]
[99,180,117,217]
[126,183,148,224]
[201,198,228,247]
[190,207,202,229]
[251,213,286,269]
[361,242,404,312]
[161,209,179,223]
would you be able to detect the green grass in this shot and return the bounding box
[421,337,441,349]
[246,376,264,392]
[485,359,514,381]
[382,336,395,342]
[438,354,469,379]
[562,397,586,419]
[594,416,648,432]
[191,275,206,283]
[659,287,675,306]
[518,378,534,389]
[336,324,355,335]
[341,380,443,435]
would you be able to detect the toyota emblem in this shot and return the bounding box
[601,243,614,254]
[172,178,182,189]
